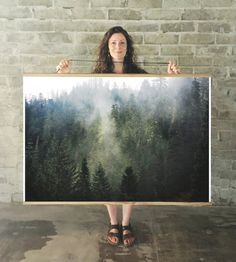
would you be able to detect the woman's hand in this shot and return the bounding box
[167,60,180,74]
[56,59,71,73]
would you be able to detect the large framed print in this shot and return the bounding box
[23,74,211,204]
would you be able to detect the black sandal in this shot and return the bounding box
[107,224,121,246]
[122,224,135,247]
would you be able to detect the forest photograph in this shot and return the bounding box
[24,75,210,202]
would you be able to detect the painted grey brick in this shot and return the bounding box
[71,45,91,56]
[213,56,236,66]
[179,56,212,66]
[215,10,236,20]
[0,77,7,86]
[195,46,230,56]
[161,22,195,33]
[134,45,159,56]
[181,34,215,44]
[128,0,162,8]
[1,55,21,65]
[6,33,36,42]
[54,21,118,32]
[91,0,128,8]
[0,111,20,127]
[32,7,68,19]
[90,22,128,33]
[18,0,52,7]
[125,22,159,32]
[0,193,12,202]
[0,66,21,75]
[217,79,236,88]
[217,110,236,121]
[34,6,106,20]
[144,33,179,44]
[163,0,201,8]
[198,22,232,33]
[0,20,18,31]
[220,178,231,188]
[75,33,104,44]
[0,153,18,168]
[54,0,89,8]
[38,32,73,43]
[201,0,233,7]
[212,158,233,173]
[0,0,17,6]
[214,150,236,160]
[23,42,85,57]
[7,77,23,87]
[76,33,143,44]
[216,35,236,45]
[54,21,90,32]
[18,21,54,31]
[109,9,142,20]
[233,162,236,170]
[17,43,52,55]
[87,45,100,56]
[71,8,107,19]
[11,193,23,202]
[0,7,32,19]
[183,9,236,20]
[230,68,236,78]
[161,46,193,55]
[144,9,182,20]
[215,120,236,131]
[193,67,227,78]
[182,9,216,20]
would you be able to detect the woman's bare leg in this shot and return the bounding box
[106,204,119,244]
[122,204,135,246]
[122,204,133,225]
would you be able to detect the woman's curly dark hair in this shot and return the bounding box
[93,26,145,73]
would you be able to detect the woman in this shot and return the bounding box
[57,26,180,247]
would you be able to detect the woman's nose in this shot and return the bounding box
[115,43,122,49]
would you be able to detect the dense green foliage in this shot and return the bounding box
[25,77,209,201]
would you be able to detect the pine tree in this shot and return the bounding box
[92,163,111,200]
[120,166,137,201]
[73,158,91,200]
[191,78,209,201]
[55,138,77,200]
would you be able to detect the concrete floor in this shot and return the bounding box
[0,204,236,262]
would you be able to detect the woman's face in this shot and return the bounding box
[108,33,127,62]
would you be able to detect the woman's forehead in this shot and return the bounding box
[109,33,127,42]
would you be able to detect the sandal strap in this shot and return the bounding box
[122,224,132,231]
[107,231,120,238]
[109,224,120,230]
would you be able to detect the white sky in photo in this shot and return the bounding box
[23,76,170,99]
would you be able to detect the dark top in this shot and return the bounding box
[93,63,148,74]
[125,64,148,74]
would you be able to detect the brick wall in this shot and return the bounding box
[0,0,235,204]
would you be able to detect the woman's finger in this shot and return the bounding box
[56,59,71,73]
[168,61,173,74]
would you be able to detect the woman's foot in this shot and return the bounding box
[107,224,121,246]
[122,224,135,247]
